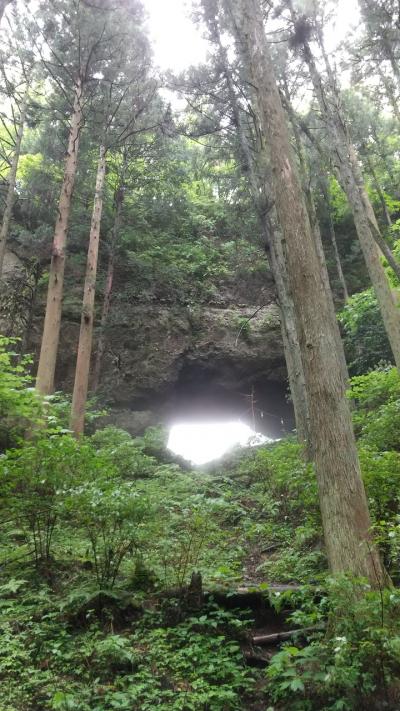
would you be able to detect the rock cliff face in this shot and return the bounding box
[3,247,292,438]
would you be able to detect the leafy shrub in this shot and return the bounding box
[349,367,400,450]
[237,440,318,524]
[0,436,99,565]
[97,608,253,710]
[0,336,43,449]
[91,426,157,479]
[65,477,150,588]
[266,577,400,710]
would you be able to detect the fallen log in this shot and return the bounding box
[237,583,302,594]
[252,625,323,645]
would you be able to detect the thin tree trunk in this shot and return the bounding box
[349,146,400,281]
[70,144,106,436]
[297,32,400,370]
[364,154,392,227]
[320,181,349,301]
[229,0,386,586]
[91,253,113,393]
[0,88,28,276]
[36,80,83,395]
[370,127,396,186]
[91,196,123,392]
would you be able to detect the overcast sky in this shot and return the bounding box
[144,0,361,72]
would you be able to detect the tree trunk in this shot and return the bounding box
[327,213,350,302]
[229,0,386,586]
[298,36,400,370]
[91,194,123,392]
[283,82,350,381]
[0,88,28,277]
[265,217,311,449]
[70,144,106,436]
[36,80,83,395]
[320,181,349,301]
[214,27,311,448]
[364,154,392,227]
[349,147,400,282]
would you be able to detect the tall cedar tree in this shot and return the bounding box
[199,0,311,449]
[0,4,38,276]
[35,0,130,395]
[225,0,386,585]
[287,2,400,370]
[0,87,29,275]
[70,4,156,434]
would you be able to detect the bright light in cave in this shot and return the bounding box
[168,421,272,465]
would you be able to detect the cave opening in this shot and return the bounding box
[165,361,295,464]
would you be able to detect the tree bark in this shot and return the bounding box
[214,28,311,449]
[283,87,350,381]
[91,186,124,392]
[36,80,83,395]
[349,147,400,282]
[229,0,386,586]
[320,181,349,302]
[327,205,350,302]
[298,34,400,370]
[265,217,311,449]
[70,144,106,436]
[0,88,28,277]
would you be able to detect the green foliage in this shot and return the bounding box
[65,477,149,587]
[2,350,400,709]
[338,289,393,375]
[233,315,252,343]
[0,337,43,449]
[266,577,400,710]
[348,366,400,449]
[91,426,157,478]
[0,435,114,567]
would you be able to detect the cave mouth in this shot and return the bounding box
[164,362,295,464]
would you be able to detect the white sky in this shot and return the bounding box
[144,0,209,71]
[144,0,360,72]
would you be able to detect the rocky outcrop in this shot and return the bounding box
[3,247,291,436]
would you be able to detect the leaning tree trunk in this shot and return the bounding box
[229,0,386,586]
[91,187,124,392]
[70,144,106,436]
[299,37,400,370]
[364,153,392,227]
[36,80,83,395]
[0,88,29,277]
[349,147,400,280]
[320,182,349,302]
[282,83,350,381]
